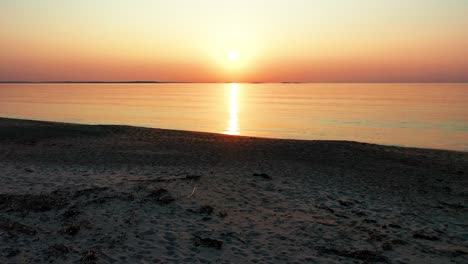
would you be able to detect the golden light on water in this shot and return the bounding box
[225,83,240,135]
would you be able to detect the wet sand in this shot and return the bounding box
[0,118,467,263]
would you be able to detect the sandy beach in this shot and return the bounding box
[0,117,467,263]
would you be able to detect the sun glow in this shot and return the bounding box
[228,50,239,61]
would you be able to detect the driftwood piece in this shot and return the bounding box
[188,187,197,198]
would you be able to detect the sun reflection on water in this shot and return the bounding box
[225,83,240,135]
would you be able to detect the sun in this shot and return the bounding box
[228,50,239,61]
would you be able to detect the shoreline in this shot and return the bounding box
[1,117,465,154]
[0,117,467,263]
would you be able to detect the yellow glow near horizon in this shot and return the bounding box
[225,83,239,135]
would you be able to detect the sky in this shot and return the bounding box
[1,0,467,82]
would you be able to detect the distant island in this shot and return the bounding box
[0,81,172,84]
[1,81,466,84]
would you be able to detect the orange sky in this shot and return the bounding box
[1,0,467,82]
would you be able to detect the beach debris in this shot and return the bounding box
[61,225,80,236]
[63,208,81,219]
[367,231,388,242]
[388,223,401,229]
[188,205,214,215]
[221,232,246,244]
[253,172,272,180]
[316,204,335,214]
[187,186,197,198]
[124,210,137,225]
[80,250,97,263]
[147,188,169,197]
[184,174,202,181]
[46,244,70,257]
[0,217,37,235]
[24,168,34,173]
[192,235,223,249]
[200,205,214,214]
[381,239,407,251]
[413,233,439,241]
[381,243,392,251]
[156,195,175,204]
[217,211,228,218]
[338,200,353,207]
[318,248,388,263]
[146,188,175,204]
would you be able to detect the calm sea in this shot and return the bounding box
[0,83,467,151]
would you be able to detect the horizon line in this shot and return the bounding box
[1,81,467,84]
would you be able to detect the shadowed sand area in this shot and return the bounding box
[0,118,467,263]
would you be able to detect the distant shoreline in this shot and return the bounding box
[1,81,467,84]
